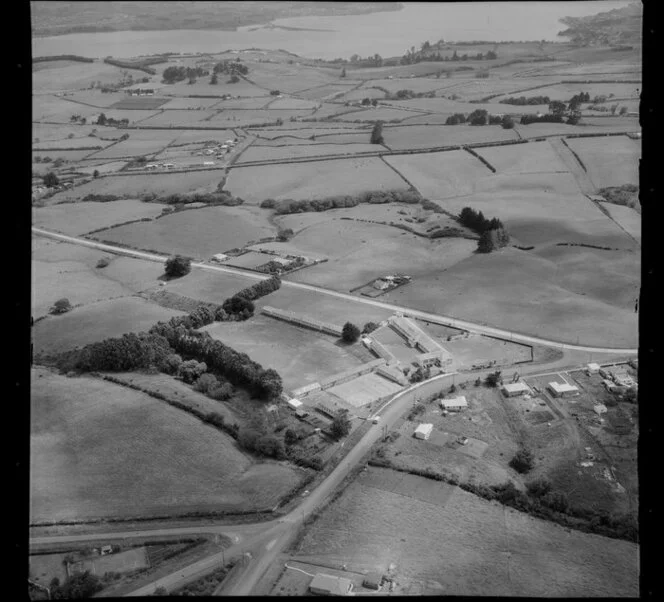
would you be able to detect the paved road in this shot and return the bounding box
[31,227,637,355]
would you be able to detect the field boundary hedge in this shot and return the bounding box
[33,55,94,63]
[560,138,587,172]
[463,146,497,172]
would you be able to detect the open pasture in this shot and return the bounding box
[339,86,387,101]
[32,199,167,236]
[32,60,125,92]
[387,246,638,348]
[331,106,425,122]
[170,128,238,145]
[565,135,640,189]
[91,205,276,259]
[33,135,110,150]
[62,89,128,108]
[213,96,273,109]
[284,220,476,292]
[226,157,408,203]
[307,102,362,120]
[157,269,260,306]
[31,239,162,319]
[100,108,163,124]
[33,148,99,163]
[202,314,363,391]
[294,467,638,597]
[358,77,448,94]
[491,82,641,104]
[72,159,132,175]
[235,142,382,163]
[110,96,170,110]
[30,367,302,522]
[384,150,494,199]
[476,139,571,174]
[253,132,369,146]
[267,96,320,110]
[327,373,403,408]
[158,78,268,98]
[86,135,177,159]
[33,95,102,123]
[137,109,221,127]
[247,62,339,93]
[382,124,518,150]
[599,202,641,243]
[207,108,314,125]
[32,122,109,142]
[155,96,223,110]
[514,120,640,139]
[250,126,366,140]
[297,83,357,101]
[48,170,225,202]
[384,97,548,115]
[32,296,186,356]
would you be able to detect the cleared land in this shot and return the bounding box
[226,157,408,203]
[137,109,221,127]
[565,135,640,189]
[475,139,572,174]
[30,367,302,522]
[600,202,641,243]
[235,142,382,162]
[289,467,638,596]
[91,205,276,259]
[202,314,363,391]
[382,124,519,150]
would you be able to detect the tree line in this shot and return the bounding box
[162,65,209,84]
[445,110,513,128]
[400,43,497,65]
[261,189,422,215]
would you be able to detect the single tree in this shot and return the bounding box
[43,172,60,188]
[340,68,346,78]
[164,255,191,278]
[509,448,534,473]
[501,115,515,129]
[284,428,299,446]
[619,105,628,116]
[484,370,502,387]
[93,169,100,178]
[477,230,495,253]
[50,298,72,315]
[548,100,567,116]
[210,73,218,85]
[370,121,384,145]
[342,322,361,343]
[330,412,352,439]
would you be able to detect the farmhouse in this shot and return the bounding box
[414,423,433,440]
[501,382,531,397]
[547,381,579,397]
[440,396,468,412]
[309,573,353,596]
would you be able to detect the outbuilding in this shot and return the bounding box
[440,396,468,412]
[287,398,303,410]
[593,404,608,416]
[362,572,383,590]
[414,423,433,440]
[501,382,531,397]
[586,362,601,374]
[309,573,353,596]
[548,381,579,397]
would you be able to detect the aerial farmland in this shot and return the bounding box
[30,1,643,599]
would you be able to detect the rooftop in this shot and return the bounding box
[548,381,579,393]
[310,573,353,596]
[501,381,530,392]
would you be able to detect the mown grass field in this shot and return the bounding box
[226,157,408,203]
[292,466,638,596]
[30,367,303,522]
[91,205,276,258]
[202,314,364,391]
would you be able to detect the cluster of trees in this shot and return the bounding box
[484,370,502,387]
[459,208,510,253]
[69,113,88,124]
[233,275,282,302]
[445,113,467,125]
[256,256,305,275]
[49,571,103,599]
[213,59,249,76]
[50,298,72,315]
[330,411,352,438]
[400,44,497,65]
[74,332,173,372]
[238,427,285,459]
[266,189,422,215]
[509,447,535,473]
[165,255,191,278]
[360,97,379,106]
[499,95,551,105]
[95,113,130,127]
[520,113,565,125]
[42,172,60,188]
[370,121,384,144]
[162,65,209,84]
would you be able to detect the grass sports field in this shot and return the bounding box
[30,367,303,522]
[291,466,638,596]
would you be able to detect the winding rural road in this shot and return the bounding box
[31,227,637,354]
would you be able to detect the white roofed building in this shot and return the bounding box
[440,396,468,411]
[414,423,433,440]
[548,381,579,397]
[501,382,531,397]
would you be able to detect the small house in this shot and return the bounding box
[501,382,530,397]
[309,573,353,596]
[548,381,579,398]
[440,396,468,412]
[414,423,433,440]
[593,404,608,416]
[586,362,601,374]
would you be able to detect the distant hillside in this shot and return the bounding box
[557,2,642,46]
[31,2,402,37]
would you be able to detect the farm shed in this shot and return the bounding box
[414,423,433,440]
[440,396,468,412]
[586,362,601,374]
[547,381,579,397]
[287,398,303,409]
[309,573,354,596]
[501,382,531,397]
[362,572,383,590]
